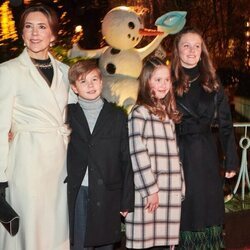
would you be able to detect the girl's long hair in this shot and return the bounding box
[171,27,220,96]
[137,57,181,123]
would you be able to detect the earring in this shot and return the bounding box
[24,42,26,47]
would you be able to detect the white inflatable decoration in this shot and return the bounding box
[68,6,186,111]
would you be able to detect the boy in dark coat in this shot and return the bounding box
[66,59,134,250]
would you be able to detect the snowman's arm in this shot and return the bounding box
[137,33,168,60]
[68,44,108,59]
[137,11,187,60]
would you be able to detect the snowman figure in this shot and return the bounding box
[68,6,186,111]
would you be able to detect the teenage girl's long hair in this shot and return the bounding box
[137,57,181,123]
[171,27,220,96]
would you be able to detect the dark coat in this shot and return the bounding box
[66,100,134,247]
[176,82,239,231]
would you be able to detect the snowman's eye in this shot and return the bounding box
[128,22,135,29]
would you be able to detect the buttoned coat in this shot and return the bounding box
[66,100,134,247]
[175,81,239,231]
[125,105,185,248]
[0,49,70,250]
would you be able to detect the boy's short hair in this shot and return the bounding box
[68,59,101,85]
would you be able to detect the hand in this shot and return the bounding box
[120,211,128,217]
[225,171,236,178]
[145,192,159,213]
[8,132,13,142]
[67,44,87,58]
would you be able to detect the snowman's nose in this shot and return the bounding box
[139,28,164,36]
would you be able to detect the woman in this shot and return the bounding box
[0,4,70,250]
[171,27,238,249]
[125,57,185,249]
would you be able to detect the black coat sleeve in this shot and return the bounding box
[217,87,239,171]
[119,112,134,212]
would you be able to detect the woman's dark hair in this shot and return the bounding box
[171,27,220,96]
[19,3,59,40]
[137,56,181,123]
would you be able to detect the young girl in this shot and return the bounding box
[171,27,238,249]
[125,57,185,249]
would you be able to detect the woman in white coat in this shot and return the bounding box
[0,4,70,250]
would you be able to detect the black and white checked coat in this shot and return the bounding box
[125,105,185,248]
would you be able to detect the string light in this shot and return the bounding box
[0,0,18,42]
[71,25,83,44]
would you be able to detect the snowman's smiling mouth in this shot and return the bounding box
[127,34,140,42]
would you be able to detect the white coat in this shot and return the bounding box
[0,48,70,250]
[125,105,185,248]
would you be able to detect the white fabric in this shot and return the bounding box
[125,105,185,248]
[0,48,70,250]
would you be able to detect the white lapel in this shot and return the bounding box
[49,55,69,122]
[17,48,69,124]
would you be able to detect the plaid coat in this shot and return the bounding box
[125,105,185,249]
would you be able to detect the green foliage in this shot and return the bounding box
[225,193,250,213]
[51,45,83,66]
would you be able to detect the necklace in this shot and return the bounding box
[188,74,200,84]
[31,57,53,69]
[33,62,53,69]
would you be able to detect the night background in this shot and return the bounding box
[0,1,250,249]
[0,0,249,120]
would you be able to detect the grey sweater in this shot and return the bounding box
[78,96,104,186]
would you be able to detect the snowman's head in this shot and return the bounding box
[102,6,143,50]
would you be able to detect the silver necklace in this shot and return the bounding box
[33,62,53,69]
[188,74,200,84]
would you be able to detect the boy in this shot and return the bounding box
[66,59,134,250]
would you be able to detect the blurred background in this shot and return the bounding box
[0,0,249,121]
[1,1,250,248]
